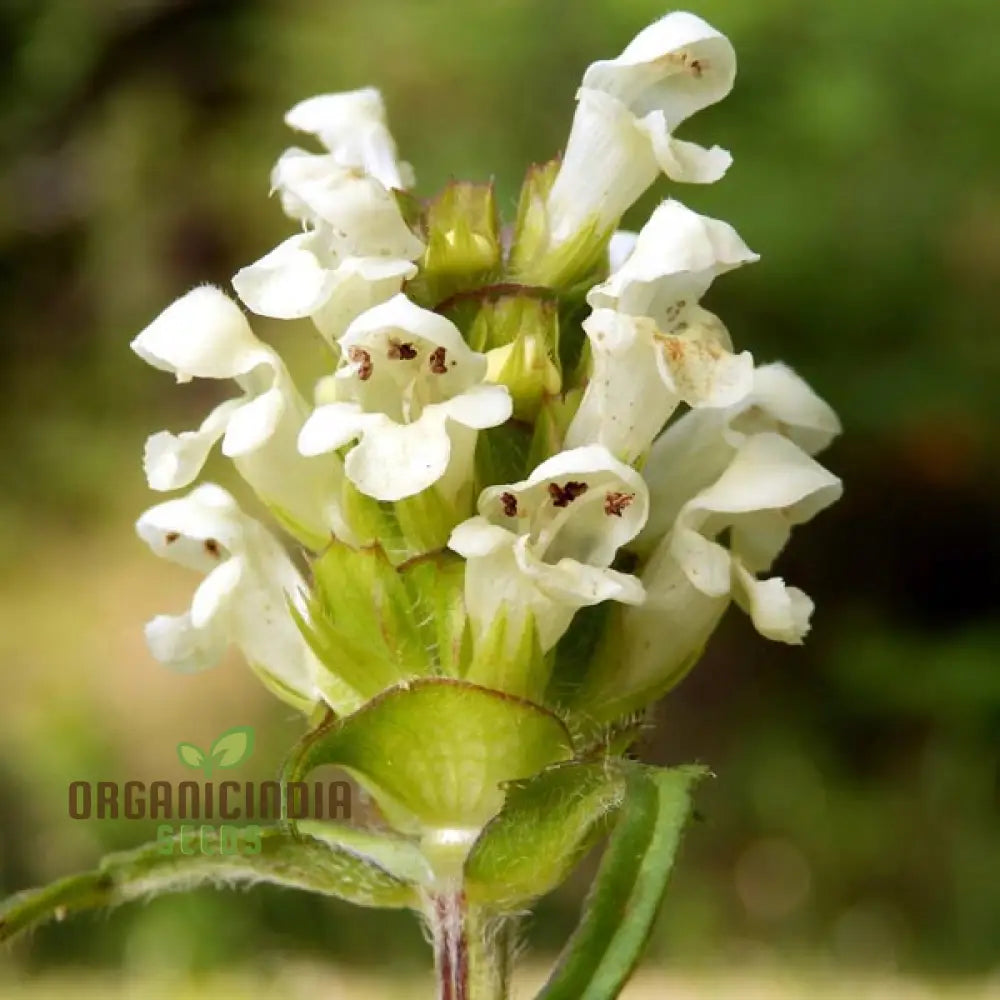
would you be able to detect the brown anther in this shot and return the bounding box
[387,338,418,361]
[204,539,222,558]
[548,481,588,508]
[348,346,373,381]
[500,492,518,517]
[604,491,635,517]
[689,58,704,77]
[428,346,448,374]
[165,532,180,544]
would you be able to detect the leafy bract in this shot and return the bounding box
[284,678,575,830]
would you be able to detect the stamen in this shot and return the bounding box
[428,346,448,374]
[387,338,418,360]
[548,481,589,508]
[500,492,518,517]
[347,346,373,381]
[604,491,635,517]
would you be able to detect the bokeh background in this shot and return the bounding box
[2,0,999,996]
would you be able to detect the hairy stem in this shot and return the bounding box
[430,891,510,1000]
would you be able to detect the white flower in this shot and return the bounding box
[661,431,841,640]
[135,484,360,714]
[298,294,512,503]
[639,361,842,549]
[603,432,841,710]
[284,87,415,191]
[565,200,757,461]
[132,286,351,547]
[545,12,736,247]
[232,228,417,347]
[448,445,649,652]
[270,151,424,261]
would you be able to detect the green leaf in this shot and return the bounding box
[177,743,207,770]
[465,762,626,908]
[535,765,708,1000]
[297,821,432,886]
[284,679,575,831]
[210,726,255,769]
[0,827,420,944]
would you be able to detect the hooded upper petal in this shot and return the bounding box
[285,87,415,191]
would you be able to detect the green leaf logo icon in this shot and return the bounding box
[177,743,208,771]
[176,726,254,777]
[210,726,255,769]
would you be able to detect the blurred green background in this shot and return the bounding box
[2,0,999,995]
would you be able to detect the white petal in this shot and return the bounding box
[232,233,338,319]
[565,310,676,461]
[644,122,732,184]
[343,407,453,502]
[145,613,227,674]
[583,11,736,128]
[270,154,424,260]
[190,558,243,628]
[297,402,373,456]
[342,292,471,359]
[588,199,758,318]
[734,362,842,456]
[441,383,513,430]
[732,560,814,643]
[143,398,244,491]
[546,88,661,244]
[285,88,412,191]
[310,256,417,346]
[448,517,515,559]
[131,286,271,382]
[221,387,286,457]
[608,229,638,273]
[136,484,242,572]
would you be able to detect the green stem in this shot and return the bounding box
[428,891,510,1000]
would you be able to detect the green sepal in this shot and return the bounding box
[526,389,582,470]
[0,827,419,944]
[406,181,501,307]
[468,295,561,421]
[393,483,466,555]
[297,540,436,700]
[535,765,709,1000]
[464,606,548,702]
[465,761,626,908]
[283,679,575,832]
[509,159,613,291]
[399,550,471,678]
